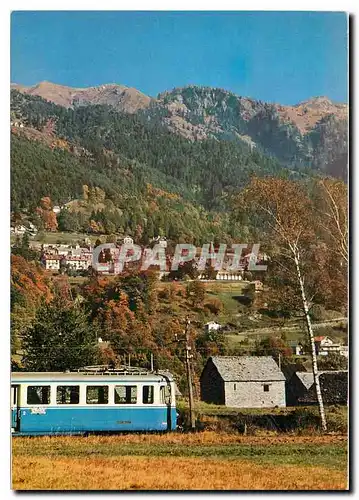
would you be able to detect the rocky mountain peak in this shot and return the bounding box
[296,96,336,109]
[11,81,152,114]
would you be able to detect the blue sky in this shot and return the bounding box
[11,11,348,105]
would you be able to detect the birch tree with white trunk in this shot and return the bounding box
[237,176,328,430]
[314,178,348,265]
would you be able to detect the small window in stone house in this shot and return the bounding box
[263,384,270,392]
[234,383,237,390]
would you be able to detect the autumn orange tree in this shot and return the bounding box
[11,255,52,357]
[80,275,158,367]
[186,280,206,307]
[36,196,58,231]
[236,176,329,430]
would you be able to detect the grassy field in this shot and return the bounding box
[33,231,100,244]
[12,432,348,490]
[11,231,99,246]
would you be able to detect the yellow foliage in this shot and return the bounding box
[146,183,181,201]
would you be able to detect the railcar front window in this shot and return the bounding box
[11,385,17,405]
[56,386,80,404]
[86,386,108,404]
[27,386,51,405]
[160,385,171,405]
[114,385,137,404]
[142,385,154,404]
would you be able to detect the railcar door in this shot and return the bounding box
[11,385,20,432]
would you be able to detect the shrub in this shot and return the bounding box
[204,298,223,315]
[158,288,170,300]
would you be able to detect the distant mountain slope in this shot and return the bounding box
[11,81,152,113]
[155,86,347,135]
[276,96,347,133]
[11,89,289,211]
[12,81,348,178]
[150,86,348,177]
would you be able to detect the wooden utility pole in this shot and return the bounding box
[184,317,196,430]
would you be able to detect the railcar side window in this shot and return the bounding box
[56,386,80,404]
[86,386,108,404]
[27,386,51,405]
[142,385,154,404]
[114,385,137,404]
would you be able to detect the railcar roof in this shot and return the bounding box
[11,372,173,382]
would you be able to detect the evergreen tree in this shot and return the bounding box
[22,298,100,371]
[12,233,39,261]
[57,209,81,232]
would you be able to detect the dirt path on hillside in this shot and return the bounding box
[234,318,347,337]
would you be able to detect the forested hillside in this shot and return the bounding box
[11,90,297,241]
[151,86,348,177]
[12,82,348,179]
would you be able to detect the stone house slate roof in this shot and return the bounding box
[296,372,318,389]
[210,356,285,382]
[294,370,348,405]
[296,370,345,389]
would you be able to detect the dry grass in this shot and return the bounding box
[12,432,348,490]
[12,455,348,491]
[12,431,347,448]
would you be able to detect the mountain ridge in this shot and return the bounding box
[11,80,152,114]
[11,81,348,178]
[11,80,348,132]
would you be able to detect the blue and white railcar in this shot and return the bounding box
[11,370,177,435]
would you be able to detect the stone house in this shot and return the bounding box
[200,356,286,408]
[286,370,348,406]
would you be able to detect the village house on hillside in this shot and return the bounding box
[314,336,348,358]
[204,321,222,333]
[42,255,61,271]
[66,256,91,271]
[122,236,134,245]
[200,356,286,408]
